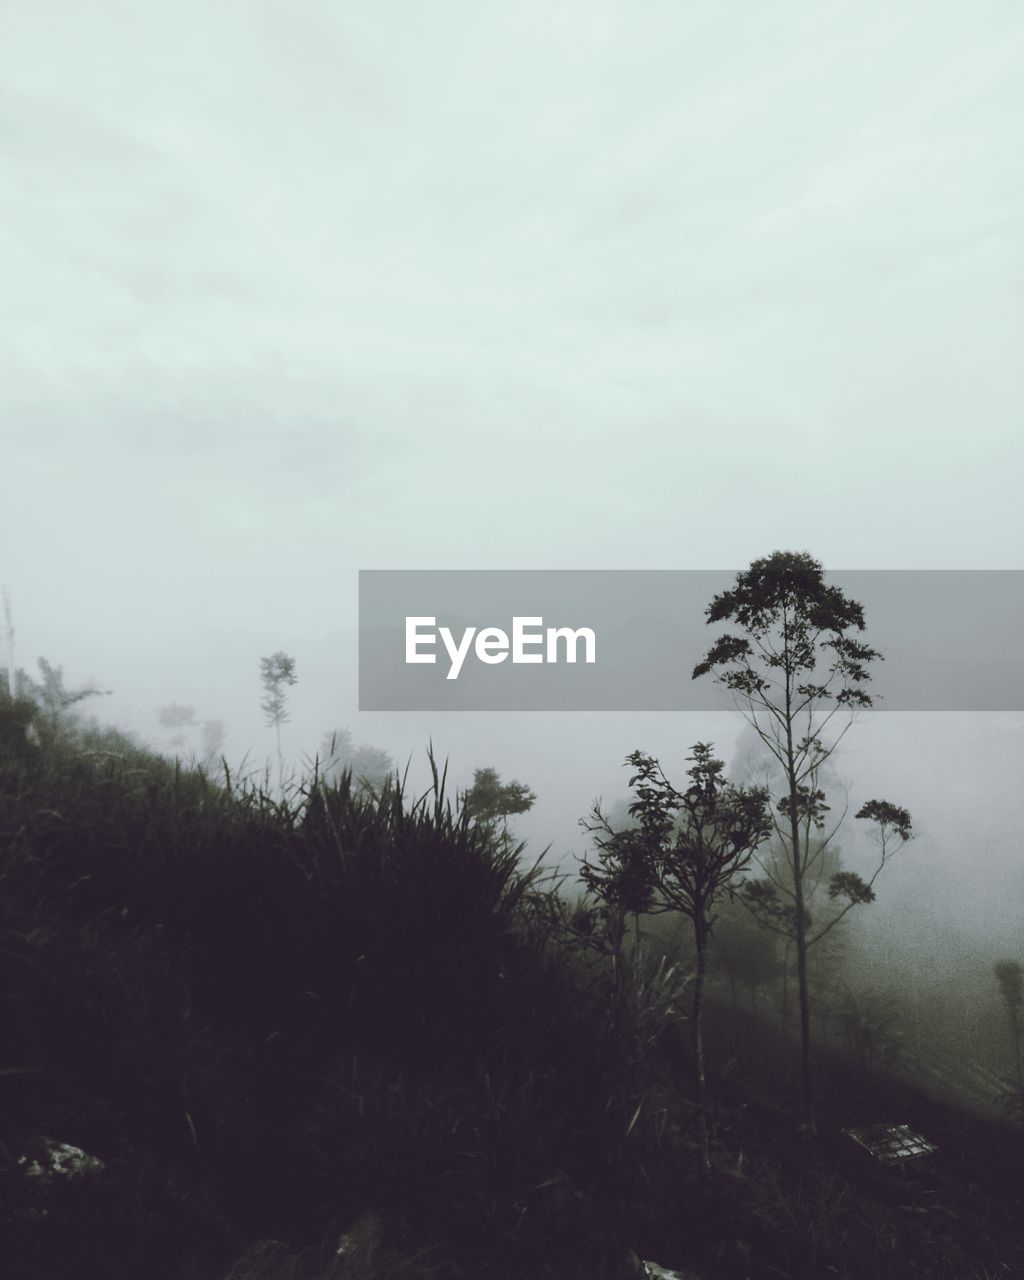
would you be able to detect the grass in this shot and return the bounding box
[4,691,1024,1279]
[1,698,682,1278]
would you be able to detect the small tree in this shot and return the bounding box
[259,651,297,794]
[994,959,1024,1086]
[693,550,913,1130]
[583,744,772,1176]
[461,767,536,852]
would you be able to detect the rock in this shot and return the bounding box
[642,1260,702,1280]
[17,1137,105,1182]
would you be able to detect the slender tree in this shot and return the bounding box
[259,651,297,794]
[693,550,913,1130]
[583,744,772,1176]
[994,959,1024,1086]
[200,719,226,770]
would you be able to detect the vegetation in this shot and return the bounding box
[693,551,913,1130]
[1,687,681,1279]
[3,553,1023,1279]
[582,744,772,1176]
[317,728,395,798]
[460,766,537,852]
[259,651,297,794]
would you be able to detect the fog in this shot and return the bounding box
[4,0,1022,985]
[4,6,1024,1273]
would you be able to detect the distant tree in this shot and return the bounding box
[200,719,226,770]
[831,985,904,1074]
[0,688,39,765]
[158,703,197,753]
[580,795,658,998]
[712,894,785,1012]
[349,744,394,796]
[318,727,355,780]
[461,766,536,851]
[316,730,393,797]
[259,651,296,793]
[693,550,913,1130]
[582,744,772,1176]
[22,657,109,745]
[994,959,1024,1086]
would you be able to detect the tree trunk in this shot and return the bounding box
[789,763,815,1134]
[692,920,712,1177]
[783,648,815,1135]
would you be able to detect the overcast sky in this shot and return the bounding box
[2,3,1022,925]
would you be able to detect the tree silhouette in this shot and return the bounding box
[259,651,296,794]
[22,658,109,746]
[693,550,912,1130]
[157,703,197,754]
[583,743,772,1176]
[461,766,535,851]
[200,719,226,770]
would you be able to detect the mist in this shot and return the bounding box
[3,2,1024,1277]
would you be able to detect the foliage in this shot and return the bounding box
[259,650,297,728]
[200,718,227,768]
[1,704,676,1279]
[259,650,296,792]
[317,729,394,798]
[15,657,109,746]
[461,767,536,840]
[582,743,772,1175]
[692,550,912,1129]
[158,703,197,730]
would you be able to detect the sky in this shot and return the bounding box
[2,2,1022,939]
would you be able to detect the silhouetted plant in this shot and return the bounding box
[259,650,296,793]
[583,743,772,1176]
[2,713,673,1278]
[693,551,913,1130]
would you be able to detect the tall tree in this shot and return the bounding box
[994,959,1024,1086]
[583,744,772,1176]
[259,651,297,794]
[693,550,912,1130]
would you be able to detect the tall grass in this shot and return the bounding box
[1,698,681,1279]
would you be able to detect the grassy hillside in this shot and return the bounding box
[2,692,1023,1279]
